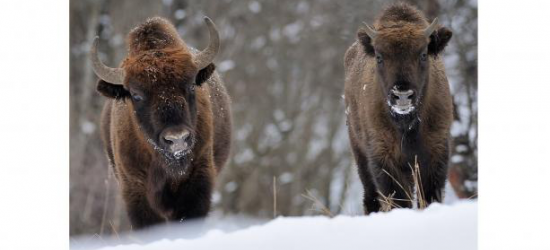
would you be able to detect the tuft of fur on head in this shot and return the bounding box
[122,17,197,87]
[358,2,451,57]
[122,48,196,87]
[373,3,430,52]
[375,2,427,27]
[127,17,189,56]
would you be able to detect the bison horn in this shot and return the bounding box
[362,22,377,39]
[193,16,220,70]
[89,36,125,85]
[424,17,439,38]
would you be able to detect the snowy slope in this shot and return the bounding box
[87,200,476,250]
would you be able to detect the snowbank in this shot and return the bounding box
[87,200,476,250]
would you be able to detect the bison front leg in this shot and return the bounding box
[147,164,213,223]
[347,125,380,214]
[419,159,449,206]
[170,168,213,222]
[377,176,414,210]
[416,141,450,206]
[122,186,165,230]
[370,162,414,210]
[354,153,380,214]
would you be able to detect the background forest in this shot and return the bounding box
[70,0,477,236]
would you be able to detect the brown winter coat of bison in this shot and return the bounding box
[90,16,232,228]
[344,3,453,214]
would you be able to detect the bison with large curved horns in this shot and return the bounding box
[90,16,232,228]
[344,3,453,214]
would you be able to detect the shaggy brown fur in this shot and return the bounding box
[97,17,232,228]
[344,3,453,214]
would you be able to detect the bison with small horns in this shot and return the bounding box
[90,16,232,228]
[344,3,453,213]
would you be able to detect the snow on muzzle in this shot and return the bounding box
[389,88,415,115]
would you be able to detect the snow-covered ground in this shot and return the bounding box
[74,200,476,250]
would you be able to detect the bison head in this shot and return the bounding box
[91,17,219,161]
[358,17,452,121]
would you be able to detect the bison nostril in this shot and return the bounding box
[181,133,190,141]
[162,130,190,149]
[163,138,173,145]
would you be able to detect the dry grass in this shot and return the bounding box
[301,156,432,216]
[109,220,120,240]
[301,189,333,217]
[410,156,427,209]
[377,156,430,211]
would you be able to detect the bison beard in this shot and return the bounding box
[92,16,232,229]
[344,3,453,214]
[145,154,213,222]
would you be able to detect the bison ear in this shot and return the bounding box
[357,28,375,56]
[96,79,130,99]
[195,63,216,86]
[428,27,452,56]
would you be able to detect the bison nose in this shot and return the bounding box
[161,129,191,152]
[391,89,415,105]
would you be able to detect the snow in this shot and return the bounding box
[77,201,476,250]
[444,181,459,204]
[174,9,186,20]
[250,36,266,50]
[233,147,254,164]
[296,2,310,14]
[224,181,238,193]
[278,172,294,184]
[391,105,415,115]
[452,154,464,163]
[80,119,96,134]
[282,21,303,43]
[217,60,235,72]
[248,1,261,13]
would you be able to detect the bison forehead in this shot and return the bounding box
[123,49,197,87]
[374,25,427,56]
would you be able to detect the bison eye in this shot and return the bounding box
[132,94,143,102]
[420,53,428,62]
[376,55,383,64]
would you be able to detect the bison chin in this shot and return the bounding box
[164,157,193,177]
[391,110,420,130]
[161,153,194,177]
[387,101,421,131]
